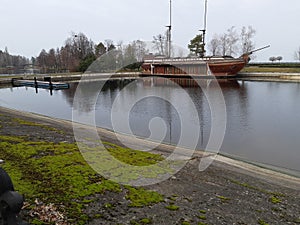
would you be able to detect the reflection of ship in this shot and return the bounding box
[141,0,269,77]
[142,77,241,88]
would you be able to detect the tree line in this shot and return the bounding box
[0,47,30,74]
[35,32,149,73]
[0,32,150,74]
[2,27,300,75]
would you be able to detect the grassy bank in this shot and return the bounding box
[242,62,300,73]
[0,115,165,224]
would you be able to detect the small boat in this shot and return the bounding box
[141,0,269,77]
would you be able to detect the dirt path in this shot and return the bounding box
[0,107,299,225]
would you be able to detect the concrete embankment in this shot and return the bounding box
[237,72,300,82]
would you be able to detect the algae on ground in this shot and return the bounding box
[78,140,179,185]
[126,186,164,207]
[0,133,165,224]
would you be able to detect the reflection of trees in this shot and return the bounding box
[60,83,78,107]
[60,78,249,150]
[60,79,136,113]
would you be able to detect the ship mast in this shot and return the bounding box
[166,0,172,58]
[200,0,208,57]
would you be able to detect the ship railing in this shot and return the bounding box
[144,56,226,64]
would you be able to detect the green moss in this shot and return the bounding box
[81,141,176,184]
[216,195,231,202]
[199,210,206,214]
[0,135,26,143]
[182,222,191,225]
[165,204,180,211]
[104,203,113,208]
[104,142,164,166]
[0,137,121,224]
[94,214,103,219]
[126,186,164,207]
[139,218,152,224]
[270,195,282,204]
[258,219,269,225]
[198,222,209,225]
[0,115,167,224]
[12,118,65,134]
[198,215,207,220]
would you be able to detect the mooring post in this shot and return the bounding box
[34,77,37,87]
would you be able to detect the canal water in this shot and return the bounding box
[0,78,299,176]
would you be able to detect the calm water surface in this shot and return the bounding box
[0,78,299,176]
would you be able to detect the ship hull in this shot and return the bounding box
[207,58,247,76]
[142,56,249,77]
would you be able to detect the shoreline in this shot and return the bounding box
[1,106,299,189]
[1,71,300,86]
[1,106,300,224]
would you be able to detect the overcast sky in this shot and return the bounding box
[1,0,299,61]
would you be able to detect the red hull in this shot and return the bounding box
[142,55,249,77]
[207,58,247,76]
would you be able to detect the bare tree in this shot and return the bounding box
[132,40,148,61]
[208,26,256,57]
[36,49,48,73]
[226,26,239,56]
[152,34,167,56]
[219,33,229,56]
[208,34,221,55]
[241,26,256,54]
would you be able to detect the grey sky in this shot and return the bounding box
[1,0,299,61]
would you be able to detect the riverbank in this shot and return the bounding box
[2,70,300,86]
[236,72,300,82]
[0,106,299,225]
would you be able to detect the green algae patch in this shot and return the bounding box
[0,133,166,224]
[165,204,180,211]
[216,195,231,202]
[0,137,121,224]
[270,195,282,204]
[258,219,269,225]
[12,118,65,134]
[126,186,164,207]
[80,140,178,185]
[104,142,164,166]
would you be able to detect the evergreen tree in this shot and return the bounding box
[188,34,205,57]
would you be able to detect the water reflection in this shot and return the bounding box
[0,78,299,175]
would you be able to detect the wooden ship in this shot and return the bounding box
[141,0,269,78]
